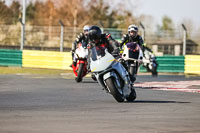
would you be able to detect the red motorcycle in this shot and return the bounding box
[72,42,88,82]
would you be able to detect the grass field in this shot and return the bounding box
[0,66,72,75]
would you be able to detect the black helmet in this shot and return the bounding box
[88,26,102,42]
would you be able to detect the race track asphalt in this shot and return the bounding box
[0,74,200,133]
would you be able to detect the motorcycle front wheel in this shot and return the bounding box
[76,63,84,82]
[105,77,124,103]
[129,64,138,82]
[149,64,158,76]
[126,88,137,102]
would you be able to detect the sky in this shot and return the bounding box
[4,0,200,28]
[136,0,200,27]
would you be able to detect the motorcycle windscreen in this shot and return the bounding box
[128,50,139,59]
[91,46,107,61]
[75,43,88,58]
[90,47,115,72]
[126,43,139,59]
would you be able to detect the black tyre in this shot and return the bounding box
[105,77,124,102]
[129,65,137,82]
[126,88,137,102]
[129,66,135,76]
[150,64,158,76]
[129,62,138,75]
[76,63,84,82]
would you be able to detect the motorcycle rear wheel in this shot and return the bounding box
[105,77,124,103]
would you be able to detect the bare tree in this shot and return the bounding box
[0,2,12,24]
[53,0,92,27]
[33,0,58,26]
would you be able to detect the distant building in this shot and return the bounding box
[151,39,199,56]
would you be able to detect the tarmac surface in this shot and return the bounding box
[0,74,200,133]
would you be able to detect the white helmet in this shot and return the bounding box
[83,25,90,31]
[128,24,138,32]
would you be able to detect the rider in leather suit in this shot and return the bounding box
[71,25,90,67]
[120,24,144,51]
[87,26,120,71]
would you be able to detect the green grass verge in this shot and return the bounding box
[0,66,72,75]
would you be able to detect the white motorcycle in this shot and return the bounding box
[142,47,158,76]
[121,42,143,82]
[90,45,136,102]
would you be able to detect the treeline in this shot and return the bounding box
[0,0,137,28]
[0,1,20,24]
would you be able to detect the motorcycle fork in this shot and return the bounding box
[110,71,124,89]
[112,63,132,96]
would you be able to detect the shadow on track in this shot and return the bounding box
[124,100,190,104]
[81,81,98,83]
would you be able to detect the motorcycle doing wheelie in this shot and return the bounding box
[121,42,143,83]
[142,46,158,76]
[72,42,88,82]
[90,45,136,102]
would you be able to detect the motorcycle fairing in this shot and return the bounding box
[90,47,115,72]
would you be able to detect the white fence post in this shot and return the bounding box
[19,19,25,51]
[20,0,26,50]
[59,20,64,52]
[140,22,145,42]
[182,24,187,55]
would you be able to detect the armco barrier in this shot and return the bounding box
[140,56,185,73]
[0,49,22,67]
[185,55,200,75]
[0,49,188,74]
[23,50,72,70]
[157,56,185,72]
